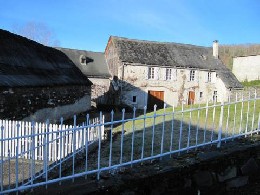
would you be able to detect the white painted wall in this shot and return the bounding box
[233,55,260,81]
[121,64,228,109]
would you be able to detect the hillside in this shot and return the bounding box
[219,44,260,70]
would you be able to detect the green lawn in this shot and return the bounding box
[241,80,260,87]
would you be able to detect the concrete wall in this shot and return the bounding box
[0,85,91,122]
[120,64,229,109]
[233,55,260,81]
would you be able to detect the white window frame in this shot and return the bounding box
[189,70,195,81]
[147,67,159,80]
[148,67,155,79]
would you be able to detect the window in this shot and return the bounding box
[166,68,172,80]
[189,70,195,81]
[200,92,203,98]
[213,91,217,102]
[132,95,137,103]
[148,67,155,79]
[207,72,212,82]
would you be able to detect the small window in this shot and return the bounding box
[213,91,217,102]
[200,92,203,98]
[207,72,212,82]
[80,55,86,65]
[132,95,137,103]
[189,70,195,81]
[166,68,172,80]
[148,67,155,79]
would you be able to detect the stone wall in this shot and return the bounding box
[233,55,260,82]
[0,85,91,122]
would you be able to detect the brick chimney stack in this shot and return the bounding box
[213,40,219,59]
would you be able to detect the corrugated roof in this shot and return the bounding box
[0,29,92,87]
[56,48,111,78]
[110,36,243,89]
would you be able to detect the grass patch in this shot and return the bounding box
[241,80,260,87]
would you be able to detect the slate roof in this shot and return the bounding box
[0,29,92,87]
[109,36,243,89]
[56,48,111,78]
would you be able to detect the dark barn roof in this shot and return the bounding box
[56,48,111,78]
[0,29,92,87]
[110,36,243,89]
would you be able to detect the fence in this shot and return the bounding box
[0,92,260,194]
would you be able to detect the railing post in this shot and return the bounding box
[131,107,136,167]
[178,102,184,155]
[251,90,257,136]
[72,115,76,183]
[85,114,89,179]
[217,102,224,148]
[97,111,103,180]
[0,125,4,192]
[170,106,175,156]
[109,110,114,168]
[141,106,147,161]
[151,105,157,158]
[160,104,166,159]
[120,109,125,166]
[203,100,209,144]
[59,117,63,185]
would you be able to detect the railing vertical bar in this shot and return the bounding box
[239,94,244,134]
[217,102,224,148]
[195,104,201,150]
[120,109,125,166]
[232,93,238,139]
[109,111,114,168]
[59,117,63,185]
[170,106,175,157]
[251,90,257,136]
[0,126,4,191]
[45,120,50,189]
[8,149,11,189]
[257,112,260,133]
[15,145,19,191]
[160,104,166,159]
[97,111,103,180]
[72,115,76,183]
[141,106,147,161]
[151,105,157,157]
[203,100,209,144]
[178,103,184,155]
[131,107,136,167]
[85,114,89,179]
[210,101,216,144]
[187,103,192,151]
[245,92,251,137]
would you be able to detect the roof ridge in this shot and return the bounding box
[110,35,210,49]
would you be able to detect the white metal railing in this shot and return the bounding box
[0,91,259,194]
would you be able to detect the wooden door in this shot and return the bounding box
[147,90,164,110]
[188,91,195,105]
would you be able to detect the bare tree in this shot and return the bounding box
[12,22,60,46]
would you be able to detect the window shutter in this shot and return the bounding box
[205,71,208,82]
[171,69,176,81]
[212,72,216,83]
[145,67,148,80]
[155,67,159,80]
[163,68,166,80]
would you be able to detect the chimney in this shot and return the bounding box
[213,40,219,59]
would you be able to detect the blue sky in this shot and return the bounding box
[0,0,259,51]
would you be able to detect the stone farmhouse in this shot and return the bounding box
[56,48,112,107]
[105,36,243,110]
[232,55,260,82]
[0,29,92,122]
